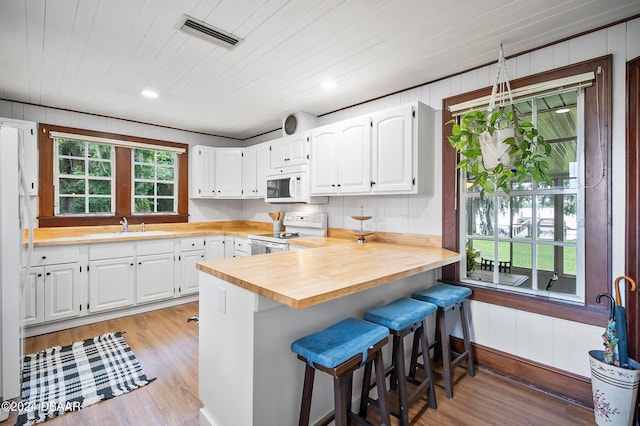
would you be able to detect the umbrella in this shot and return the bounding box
[596,292,618,365]
[613,275,637,368]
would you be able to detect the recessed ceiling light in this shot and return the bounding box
[556,108,570,114]
[140,89,159,99]
[320,80,337,90]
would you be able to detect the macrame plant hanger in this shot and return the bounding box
[479,44,520,171]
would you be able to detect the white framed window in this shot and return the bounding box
[461,89,585,303]
[54,138,115,215]
[132,148,178,214]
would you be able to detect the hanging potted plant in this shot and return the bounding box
[448,108,552,196]
[447,46,553,197]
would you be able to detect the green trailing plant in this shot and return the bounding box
[466,240,481,273]
[447,108,553,197]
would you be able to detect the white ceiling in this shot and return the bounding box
[1,0,639,140]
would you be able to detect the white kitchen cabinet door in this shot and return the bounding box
[255,142,270,197]
[310,116,371,195]
[190,145,216,198]
[270,134,308,169]
[310,126,338,195]
[215,148,243,197]
[180,250,204,295]
[136,253,175,304]
[44,262,82,322]
[371,104,414,193]
[22,266,45,326]
[224,236,235,259]
[336,117,371,194]
[243,146,258,198]
[205,236,225,260]
[89,257,135,313]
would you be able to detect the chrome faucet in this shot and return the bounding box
[119,217,128,232]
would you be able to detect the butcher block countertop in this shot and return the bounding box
[196,242,461,309]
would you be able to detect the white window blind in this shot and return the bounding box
[448,71,595,116]
[49,131,186,154]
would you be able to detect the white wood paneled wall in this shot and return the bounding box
[244,18,640,377]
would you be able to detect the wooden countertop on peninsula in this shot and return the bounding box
[196,241,461,309]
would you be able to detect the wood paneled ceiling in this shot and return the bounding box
[1,0,639,140]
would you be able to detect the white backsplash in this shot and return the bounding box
[241,192,441,236]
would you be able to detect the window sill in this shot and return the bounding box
[440,278,607,327]
[38,214,189,228]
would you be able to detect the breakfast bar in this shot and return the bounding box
[196,241,460,426]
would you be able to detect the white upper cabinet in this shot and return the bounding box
[190,145,216,198]
[243,142,270,198]
[270,133,309,169]
[214,148,243,197]
[255,143,270,197]
[336,117,371,194]
[371,102,433,194]
[310,116,371,195]
[310,125,338,194]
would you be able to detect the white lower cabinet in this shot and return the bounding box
[23,246,85,326]
[22,267,45,326]
[224,236,235,258]
[234,238,250,257]
[205,236,225,260]
[180,250,204,295]
[136,253,175,304]
[26,235,221,331]
[44,263,82,322]
[89,257,136,313]
[179,237,205,295]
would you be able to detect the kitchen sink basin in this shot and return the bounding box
[83,230,172,238]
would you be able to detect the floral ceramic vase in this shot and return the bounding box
[589,350,640,425]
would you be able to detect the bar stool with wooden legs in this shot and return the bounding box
[411,283,474,399]
[291,317,392,426]
[360,297,438,426]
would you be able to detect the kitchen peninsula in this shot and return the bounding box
[196,240,460,426]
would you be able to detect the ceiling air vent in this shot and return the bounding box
[176,15,243,49]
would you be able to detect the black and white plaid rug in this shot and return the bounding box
[16,332,154,426]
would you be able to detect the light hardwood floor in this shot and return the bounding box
[2,302,594,425]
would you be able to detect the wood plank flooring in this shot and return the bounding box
[2,302,595,425]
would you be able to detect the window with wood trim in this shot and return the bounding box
[39,124,189,227]
[441,55,612,326]
[462,89,583,303]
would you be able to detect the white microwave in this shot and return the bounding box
[265,168,328,204]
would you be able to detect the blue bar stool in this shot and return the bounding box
[411,283,474,399]
[360,297,438,426]
[291,317,391,426]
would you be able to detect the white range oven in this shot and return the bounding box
[248,212,327,255]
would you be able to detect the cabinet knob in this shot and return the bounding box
[130,263,134,266]
[138,262,142,265]
[46,272,51,276]
[37,273,42,277]
[42,256,47,260]
[370,181,376,187]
